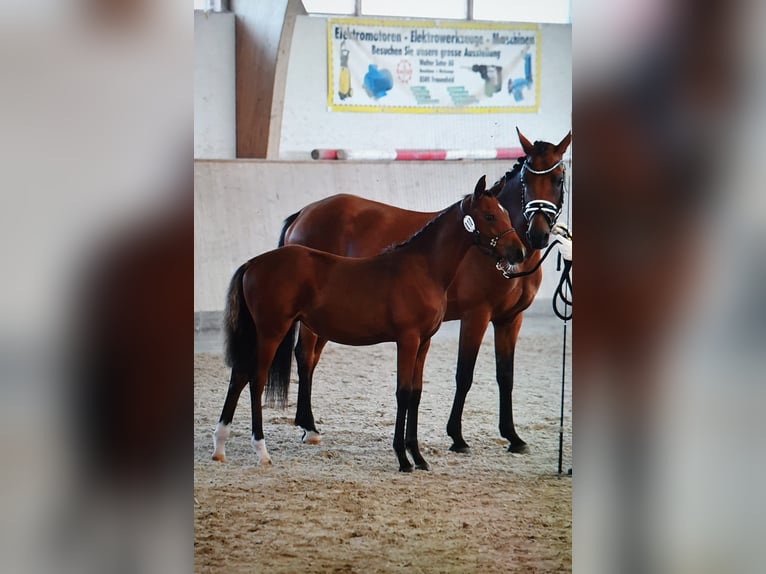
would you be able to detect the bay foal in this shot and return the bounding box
[212,176,525,471]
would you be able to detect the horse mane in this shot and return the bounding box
[383,199,463,252]
[506,156,526,180]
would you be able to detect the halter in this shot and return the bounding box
[459,197,515,258]
[520,158,565,226]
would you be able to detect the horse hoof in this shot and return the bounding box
[260,458,273,467]
[507,443,529,454]
[302,430,321,445]
[399,464,414,473]
[449,443,470,454]
[211,453,225,462]
[415,462,431,471]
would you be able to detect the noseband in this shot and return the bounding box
[520,159,565,226]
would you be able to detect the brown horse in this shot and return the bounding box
[281,129,571,453]
[212,176,525,472]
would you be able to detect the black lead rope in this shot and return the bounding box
[496,240,559,279]
[552,253,573,322]
[499,239,572,316]
[498,236,573,320]
[554,249,572,476]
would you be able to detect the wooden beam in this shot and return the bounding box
[267,0,305,159]
[231,0,305,158]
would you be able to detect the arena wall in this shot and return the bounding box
[194,159,571,313]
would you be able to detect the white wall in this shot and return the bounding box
[194,159,571,312]
[278,17,571,158]
[194,16,573,313]
[194,11,236,159]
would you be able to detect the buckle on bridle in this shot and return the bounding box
[488,227,514,251]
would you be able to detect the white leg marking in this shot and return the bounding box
[251,436,272,466]
[212,422,230,462]
[302,430,321,445]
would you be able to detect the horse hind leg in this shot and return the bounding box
[249,336,286,466]
[394,336,421,472]
[212,369,249,462]
[294,325,326,445]
[406,339,431,471]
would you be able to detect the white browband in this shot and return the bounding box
[521,158,565,176]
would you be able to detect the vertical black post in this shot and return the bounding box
[557,162,572,476]
[558,319,568,475]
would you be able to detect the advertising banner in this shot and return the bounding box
[328,18,540,114]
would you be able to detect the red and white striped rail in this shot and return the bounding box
[310,148,524,161]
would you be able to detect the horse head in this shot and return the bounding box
[516,128,571,249]
[464,175,526,266]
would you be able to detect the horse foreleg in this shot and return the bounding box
[212,369,249,462]
[447,314,490,453]
[493,314,529,453]
[294,324,326,445]
[406,339,431,471]
[394,336,419,472]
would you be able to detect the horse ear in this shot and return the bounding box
[487,175,505,197]
[473,175,487,199]
[516,127,534,156]
[556,131,572,154]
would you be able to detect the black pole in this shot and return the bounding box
[558,318,568,475]
[557,159,572,476]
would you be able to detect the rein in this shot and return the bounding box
[495,239,558,279]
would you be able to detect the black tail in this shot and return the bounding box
[278,210,302,247]
[264,321,297,409]
[223,262,258,374]
[262,210,302,408]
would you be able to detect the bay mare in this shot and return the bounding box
[281,129,572,453]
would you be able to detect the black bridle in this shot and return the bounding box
[495,157,570,281]
[520,158,566,227]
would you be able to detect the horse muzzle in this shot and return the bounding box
[496,243,526,266]
[482,228,524,266]
[526,226,550,250]
[523,200,560,250]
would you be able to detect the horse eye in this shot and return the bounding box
[484,214,495,221]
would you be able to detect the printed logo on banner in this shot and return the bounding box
[327,19,540,114]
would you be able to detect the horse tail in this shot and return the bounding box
[264,321,296,409]
[263,211,301,408]
[278,210,301,247]
[223,262,258,373]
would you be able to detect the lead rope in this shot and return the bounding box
[552,225,573,322]
[556,165,572,477]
